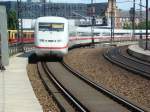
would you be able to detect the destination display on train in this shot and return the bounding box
[39,23,64,31]
[51,23,64,28]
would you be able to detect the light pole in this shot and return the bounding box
[17,0,24,52]
[139,0,142,40]
[91,0,95,45]
[111,0,114,42]
[132,0,135,40]
[145,0,148,50]
[43,0,46,16]
[17,0,19,45]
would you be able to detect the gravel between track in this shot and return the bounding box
[27,64,60,112]
[63,47,150,110]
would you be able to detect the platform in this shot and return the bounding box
[128,44,150,62]
[0,53,43,112]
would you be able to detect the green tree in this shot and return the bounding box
[123,21,150,29]
[7,10,17,30]
[123,22,132,29]
[137,21,150,29]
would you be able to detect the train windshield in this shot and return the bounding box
[39,23,64,31]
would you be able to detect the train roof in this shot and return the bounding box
[36,16,68,23]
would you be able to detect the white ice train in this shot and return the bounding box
[75,27,150,36]
[34,16,69,57]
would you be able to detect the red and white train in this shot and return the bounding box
[34,16,69,57]
[8,20,150,57]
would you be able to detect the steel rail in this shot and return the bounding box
[37,62,75,111]
[40,61,130,111]
[120,47,150,66]
[115,48,150,71]
[105,49,150,78]
[40,62,88,112]
[36,43,148,112]
[61,61,147,112]
[104,47,150,79]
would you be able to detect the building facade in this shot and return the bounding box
[0,1,89,19]
[0,1,119,27]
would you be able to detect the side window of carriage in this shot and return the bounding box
[8,30,10,42]
[23,33,27,39]
[15,33,17,40]
[31,33,34,38]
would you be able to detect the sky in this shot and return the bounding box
[0,0,149,10]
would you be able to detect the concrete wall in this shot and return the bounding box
[128,45,150,62]
[0,5,9,66]
[139,40,150,50]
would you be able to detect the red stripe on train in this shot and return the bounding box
[35,45,68,49]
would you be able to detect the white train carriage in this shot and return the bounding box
[34,16,69,57]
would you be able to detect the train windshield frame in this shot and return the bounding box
[39,23,64,32]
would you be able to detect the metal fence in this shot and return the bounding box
[9,43,34,56]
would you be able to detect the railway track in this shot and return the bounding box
[122,47,150,66]
[104,47,150,79]
[37,60,146,112]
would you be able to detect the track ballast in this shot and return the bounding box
[37,59,146,112]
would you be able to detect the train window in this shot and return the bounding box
[25,33,28,38]
[8,31,11,39]
[26,33,30,38]
[78,32,91,36]
[23,33,26,38]
[12,32,14,39]
[29,33,32,38]
[102,32,110,36]
[39,23,64,32]
[15,33,17,39]
[31,33,34,38]
[69,32,76,36]
[10,31,13,39]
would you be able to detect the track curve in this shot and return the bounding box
[104,47,150,79]
[37,60,148,112]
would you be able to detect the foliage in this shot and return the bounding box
[123,22,132,29]
[123,21,150,29]
[137,21,150,29]
[7,10,17,30]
